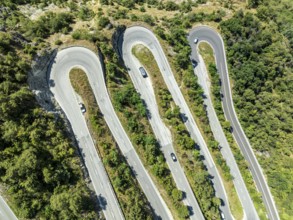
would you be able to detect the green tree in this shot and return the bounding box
[0,32,12,53]
[172,188,183,201]
[98,17,110,28]
[178,204,189,218]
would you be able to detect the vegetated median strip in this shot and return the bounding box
[132,44,222,220]
[184,54,244,219]
[153,32,243,219]
[102,45,189,219]
[192,42,244,219]
[130,44,204,220]
[69,68,153,220]
[198,42,267,219]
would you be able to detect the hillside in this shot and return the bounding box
[0,0,292,219]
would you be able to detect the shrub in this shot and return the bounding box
[54,39,62,45]
[98,17,110,28]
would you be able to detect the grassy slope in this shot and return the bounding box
[104,58,189,219]
[198,42,267,219]
[6,0,289,218]
[132,45,222,220]
[69,68,153,220]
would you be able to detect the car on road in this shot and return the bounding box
[194,38,199,44]
[139,67,148,78]
[220,92,224,99]
[180,113,188,123]
[229,126,233,133]
[191,59,198,68]
[79,103,86,113]
[221,211,225,219]
[170,153,177,162]
[202,93,207,99]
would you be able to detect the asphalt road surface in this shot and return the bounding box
[189,29,259,220]
[189,26,280,220]
[119,26,232,220]
[49,47,172,220]
[122,34,205,219]
[49,48,124,220]
[0,196,17,220]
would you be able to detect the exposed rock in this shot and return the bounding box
[28,48,94,200]
[0,6,11,31]
[105,23,113,30]
[0,6,11,19]
[112,24,126,60]
[11,32,29,46]
[0,25,5,32]
[28,48,58,112]
[256,150,271,158]
[19,3,69,21]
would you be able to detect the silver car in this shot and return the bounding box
[139,67,148,78]
[79,103,86,113]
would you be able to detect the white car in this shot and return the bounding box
[221,211,225,219]
[79,103,86,113]
[194,38,199,44]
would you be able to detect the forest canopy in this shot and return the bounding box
[220,3,293,218]
[0,0,292,219]
[0,20,100,220]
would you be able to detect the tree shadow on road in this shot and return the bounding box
[48,79,55,87]
[187,205,194,216]
[97,194,108,210]
[141,99,152,119]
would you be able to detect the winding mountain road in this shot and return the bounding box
[49,48,125,220]
[189,27,258,220]
[119,26,232,220]
[1,25,279,220]
[48,47,172,220]
[189,26,280,220]
[121,30,204,220]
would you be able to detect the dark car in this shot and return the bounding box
[139,67,147,78]
[220,92,224,99]
[229,126,233,133]
[191,59,198,68]
[79,103,86,113]
[170,153,177,162]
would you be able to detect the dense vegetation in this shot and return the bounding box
[149,14,248,219]
[132,45,221,219]
[1,0,292,219]
[23,12,74,39]
[69,68,153,220]
[0,34,100,219]
[220,3,293,219]
[0,1,105,219]
[203,56,267,219]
